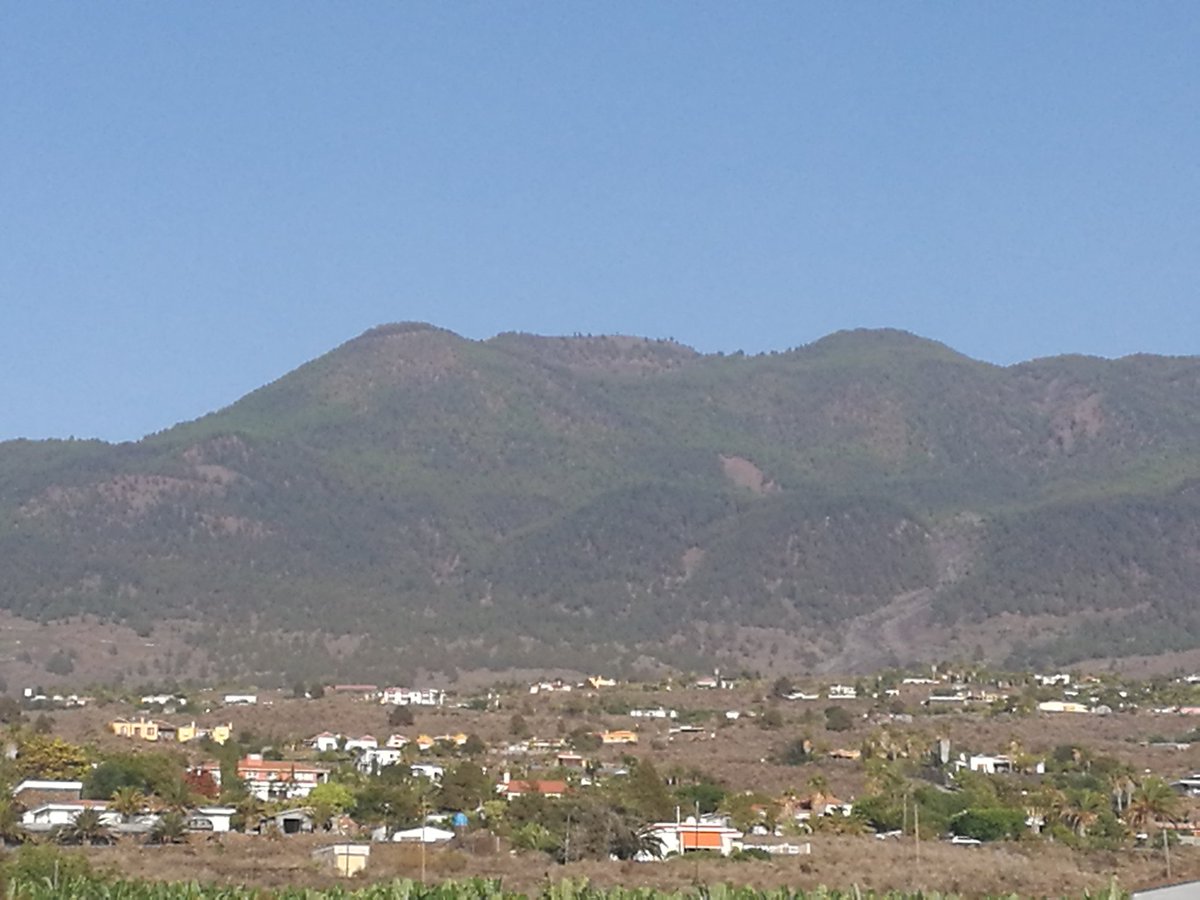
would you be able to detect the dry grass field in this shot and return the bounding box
[64,831,1198,897]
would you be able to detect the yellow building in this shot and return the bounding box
[175,722,232,745]
[209,723,232,745]
[600,729,638,745]
[110,717,159,741]
[312,843,370,877]
[415,734,435,751]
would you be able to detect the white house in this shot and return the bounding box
[380,688,444,707]
[529,681,572,694]
[1038,700,1089,714]
[1035,673,1072,687]
[140,694,186,708]
[344,735,379,753]
[956,754,1045,776]
[385,734,410,749]
[356,748,404,773]
[1170,775,1200,796]
[223,694,258,706]
[22,802,120,829]
[642,818,743,858]
[827,684,857,700]
[630,708,678,719]
[410,763,444,782]
[310,732,341,753]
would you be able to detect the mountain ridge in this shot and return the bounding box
[4,324,1200,682]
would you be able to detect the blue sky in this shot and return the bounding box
[3,3,1198,442]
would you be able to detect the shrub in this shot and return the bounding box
[951,807,1026,842]
[44,650,75,676]
[824,706,853,732]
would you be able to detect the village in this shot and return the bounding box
[4,665,1200,892]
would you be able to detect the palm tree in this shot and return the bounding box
[864,761,907,808]
[1026,786,1067,835]
[777,788,802,823]
[110,786,148,823]
[157,778,195,813]
[610,822,664,860]
[1008,739,1039,775]
[805,774,834,816]
[1064,790,1108,837]
[1126,777,1180,831]
[59,808,111,846]
[1109,773,1136,815]
[149,809,189,844]
[234,794,267,833]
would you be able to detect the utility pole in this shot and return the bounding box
[564,811,572,864]
[419,794,428,883]
[1164,829,1172,880]
[914,803,920,865]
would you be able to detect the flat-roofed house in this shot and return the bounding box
[110,717,159,741]
[643,819,743,857]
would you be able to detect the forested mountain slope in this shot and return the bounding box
[5,322,1200,680]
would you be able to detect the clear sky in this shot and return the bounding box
[3,3,1198,442]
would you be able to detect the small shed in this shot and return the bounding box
[312,843,370,877]
[190,806,237,833]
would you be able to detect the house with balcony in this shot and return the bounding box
[233,754,330,801]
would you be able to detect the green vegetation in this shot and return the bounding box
[7,324,1200,675]
[848,737,1182,853]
